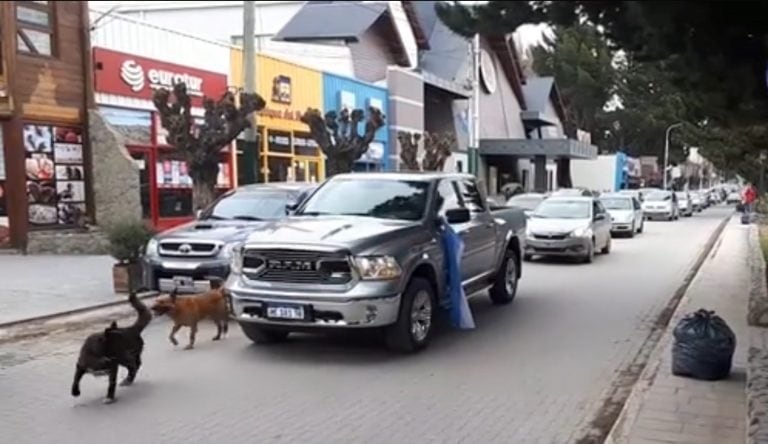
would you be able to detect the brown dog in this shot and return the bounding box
[151,279,229,350]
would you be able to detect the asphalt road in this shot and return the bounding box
[0,206,733,444]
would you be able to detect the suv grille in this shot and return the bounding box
[159,241,219,257]
[242,249,352,284]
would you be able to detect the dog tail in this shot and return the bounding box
[128,288,152,334]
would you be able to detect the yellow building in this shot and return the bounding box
[231,49,325,184]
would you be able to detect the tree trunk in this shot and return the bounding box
[190,162,219,210]
[556,158,573,188]
[326,153,356,177]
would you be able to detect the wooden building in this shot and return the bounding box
[0,1,92,250]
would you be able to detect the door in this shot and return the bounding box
[593,200,611,247]
[456,179,497,278]
[633,197,643,227]
[435,179,474,282]
[293,158,321,183]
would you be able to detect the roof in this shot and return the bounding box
[274,2,387,43]
[484,35,527,109]
[521,76,568,129]
[331,171,475,182]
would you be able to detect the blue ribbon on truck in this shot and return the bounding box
[440,217,476,330]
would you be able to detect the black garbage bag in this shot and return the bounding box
[671,309,736,381]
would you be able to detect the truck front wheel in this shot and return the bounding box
[385,277,434,353]
[489,248,519,304]
[240,323,289,344]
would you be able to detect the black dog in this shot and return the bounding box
[71,290,152,403]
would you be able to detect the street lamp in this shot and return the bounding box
[663,122,684,190]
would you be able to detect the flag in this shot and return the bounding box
[441,218,475,330]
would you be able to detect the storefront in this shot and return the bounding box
[231,50,325,184]
[92,47,232,231]
[322,73,389,171]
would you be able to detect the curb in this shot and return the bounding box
[0,290,159,330]
[602,212,733,444]
[747,221,768,444]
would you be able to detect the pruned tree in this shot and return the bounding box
[397,131,455,172]
[397,131,421,171]
[301,107,385,176]
[153,82,265,210]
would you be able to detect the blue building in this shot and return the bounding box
[322,73,389,171]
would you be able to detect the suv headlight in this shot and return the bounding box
[145,238,159,257]
[570,227,592,238]
[353,256,402,280]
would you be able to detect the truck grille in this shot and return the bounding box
[242,249,353,285]
[159,241,219,257]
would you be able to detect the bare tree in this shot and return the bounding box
[397,130,455,171]
[153,83,265,210]
[301,107,385,176]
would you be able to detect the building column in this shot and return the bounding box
[533,155,547,192]
[3,116,28,250]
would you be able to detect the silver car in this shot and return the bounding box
[675,192,694,217]
[642,190,679,221]
[524,196,612,263]
[599,194,644,237]
[506,192,547,218]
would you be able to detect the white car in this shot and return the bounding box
[642,190,679,221]
[600,194,644,237]
[675,192,694,217]
[726,192,741,205]
[690,192,704,211]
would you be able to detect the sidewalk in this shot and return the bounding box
[0,255,120,325]
[608,215,749,444]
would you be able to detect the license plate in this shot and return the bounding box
[266,305,305,320]
[172,275,195,290]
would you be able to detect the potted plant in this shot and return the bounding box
[107,221,153,294]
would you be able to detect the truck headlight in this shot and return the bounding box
[230,244,245,274]
[144,238,159,257]
[570,227,592,238]
[219,241,243,259]
[353,256,402,280]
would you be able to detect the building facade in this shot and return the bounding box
[322,73,389,171]
[230,50,325,185]
[90,10,234,231]
[0,1,92,251]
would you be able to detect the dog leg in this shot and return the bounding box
[120,356,140,386]
[184,323,197,350]
[169,324,181,346]
[104,365,118,404]
[213,320,222,341]
[71,365,85,397]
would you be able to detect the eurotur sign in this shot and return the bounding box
[92,47,228,107]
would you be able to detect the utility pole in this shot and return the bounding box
[242,1,258,183]
[663,122,683,190]
[468,33,480,177]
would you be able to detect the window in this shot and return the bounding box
[457,180,485,213]
[267,130,291,154]
[293,132,319,157]
[16,1,55,56]
[435,180,463,217]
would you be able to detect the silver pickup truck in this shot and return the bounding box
[226,172,527,353]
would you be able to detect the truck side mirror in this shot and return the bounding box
[195,209,203,219]
[445,208,471,224]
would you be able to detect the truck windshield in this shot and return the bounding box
[202,192,290,221]
[298,179,430,221]
[532,200,591,219]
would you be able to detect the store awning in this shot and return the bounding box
[422,70,471,99]
[480,138,598,159]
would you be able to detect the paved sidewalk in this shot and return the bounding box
[608,215,749,444]
[0,255,119,325]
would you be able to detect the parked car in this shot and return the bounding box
[524,196,612,263]
[551,187,593,197]
[226,172,527,353]
[675,192,694,217]
[689,191,705,211]
[506,192,547,218]
[642,190,679,221]
[726,191,741,205]
[599,193,644,237]
[142,182,317,293]
[617,189,645,202]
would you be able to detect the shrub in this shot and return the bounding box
[106,221,153,264]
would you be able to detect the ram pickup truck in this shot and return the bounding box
[142,183,316,293]
[226,172,527,353]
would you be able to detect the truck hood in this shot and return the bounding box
[243,216,423,253]
[527,217,589,235]
[155,219,271,243]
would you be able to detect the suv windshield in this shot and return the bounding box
[646,191,672,202]
[532,199,591,219]
[298,179,430,221]
[600,198,632,210]
[202,192,292,221]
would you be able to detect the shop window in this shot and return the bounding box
[265,156,292,182]
[129,151,151,219]
[16,1,55,56]
[293,132,320,157]
[99,107,151,145]
[267,130,291,154]
[24,123,87,227]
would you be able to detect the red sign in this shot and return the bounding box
[92,47,229,107]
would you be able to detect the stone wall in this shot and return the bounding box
[748,223,768,443]
[26,228,109,254]
[88,108,142,230]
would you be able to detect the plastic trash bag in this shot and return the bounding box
[672,309,736,381]
[440,218,475,330]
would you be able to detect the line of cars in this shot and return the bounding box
[505,186,722,264]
